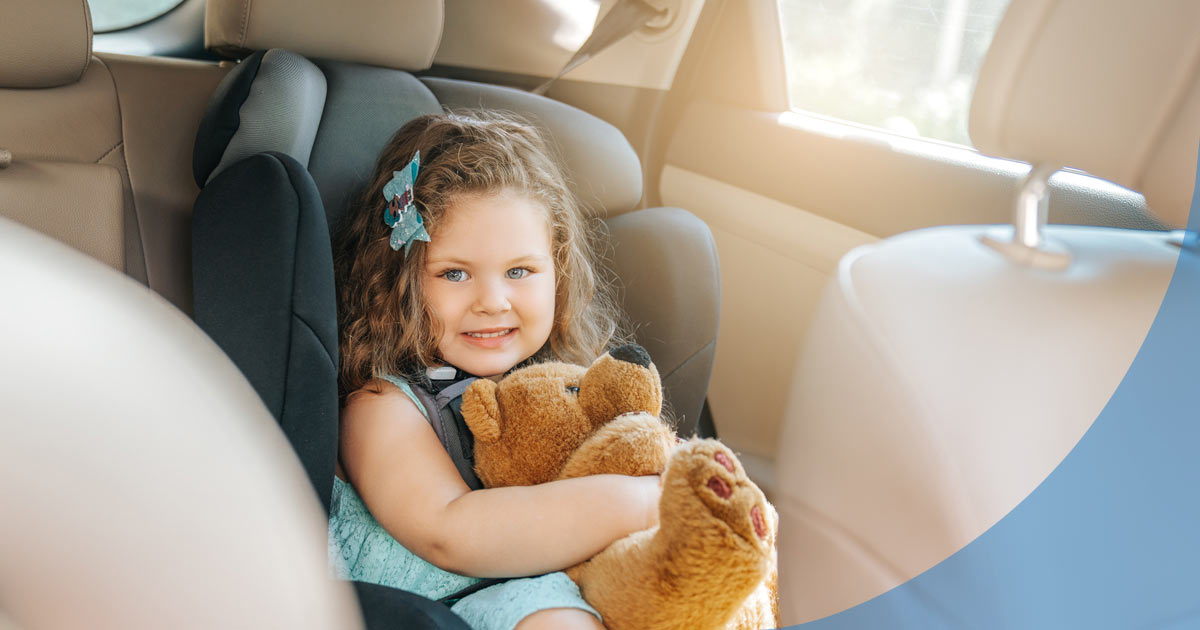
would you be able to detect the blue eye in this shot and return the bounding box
[566,385,579,394]
[441,269,467,282]
[506,267,530,280]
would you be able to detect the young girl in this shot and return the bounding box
[329,111,660,630]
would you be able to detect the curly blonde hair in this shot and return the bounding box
[333,111,626,397]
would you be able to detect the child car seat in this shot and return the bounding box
[191,0,720,509]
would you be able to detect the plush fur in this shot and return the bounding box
[461,346,778,630]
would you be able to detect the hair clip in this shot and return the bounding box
[382,151,431,256]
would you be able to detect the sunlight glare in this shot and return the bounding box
[543,0,602,51]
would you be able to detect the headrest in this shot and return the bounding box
[421,77,645,215]
[0,0,92,88]
[206,0,444,71]
[970,0,1200,228]
[193,50,328,186]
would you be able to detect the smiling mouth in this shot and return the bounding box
[464,328,515,339]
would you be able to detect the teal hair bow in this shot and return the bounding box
[382,151,431,256]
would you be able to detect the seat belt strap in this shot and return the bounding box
[532,0,668,95]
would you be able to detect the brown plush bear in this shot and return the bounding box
[461,344,778,630]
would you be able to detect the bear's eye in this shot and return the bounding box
[565,385,580,394]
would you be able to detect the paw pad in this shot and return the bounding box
[707,476,732,499]
[714,451,735,473]
[751,505,767,539]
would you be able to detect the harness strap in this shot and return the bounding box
[437,577,508,605]
[409,378,484,490]
[409,383,449,449]
[434,378,475,408]
[437,573,551,606]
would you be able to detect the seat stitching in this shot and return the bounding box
[278,153,338,417]
[658,338,715,384]
[94,141,123,164]
[240,0,254,48]
[292,312,336,370]
[89,54,149,283]
[658,338,716,428]
[276,152,300,425]
[77,0,91,84]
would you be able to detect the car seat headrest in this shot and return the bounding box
[205,0,443,71]
[421,78,645,216]
[0,0,92,89]
[193,50,327,186]
[193,51,644,218]
[969,0,1200,228]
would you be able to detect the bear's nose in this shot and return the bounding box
[609,343,651,368]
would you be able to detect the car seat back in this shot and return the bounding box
[0,0,132,274]
[1,0,232,314]
[775,0,1200,622]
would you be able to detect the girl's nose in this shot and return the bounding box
[472,278,511,315]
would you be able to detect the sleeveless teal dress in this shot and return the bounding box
[328,375,601,630]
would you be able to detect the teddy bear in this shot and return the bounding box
[461,344,778,630]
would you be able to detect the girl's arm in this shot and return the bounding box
[340,380,661,578]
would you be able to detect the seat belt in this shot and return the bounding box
[532,0,668,95]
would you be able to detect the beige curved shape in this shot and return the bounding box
[206,0,443,71]
[969,0,1200,227]
[0,217,361,629]
[775,225,1177,624]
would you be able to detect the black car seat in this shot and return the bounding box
[189,0,719,626]
[191,0,719,507]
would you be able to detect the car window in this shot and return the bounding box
[89,0,184,33]
[777,0,1011,147]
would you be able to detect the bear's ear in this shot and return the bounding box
[462,379,501,443]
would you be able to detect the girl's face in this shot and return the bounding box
[421,189,556,378]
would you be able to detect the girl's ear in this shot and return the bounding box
[462,380,501,443]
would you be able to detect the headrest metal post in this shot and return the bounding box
[979,163,1072,271]
[1014,163,1057,249]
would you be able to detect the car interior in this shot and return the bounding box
[2,0,1197,628]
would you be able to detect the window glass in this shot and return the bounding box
[89,0,183,33]
[777,0,1011,146]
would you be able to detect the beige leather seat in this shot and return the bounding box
[0,1,132,276]
[0,0,228,313]
[774,0,1200,623]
